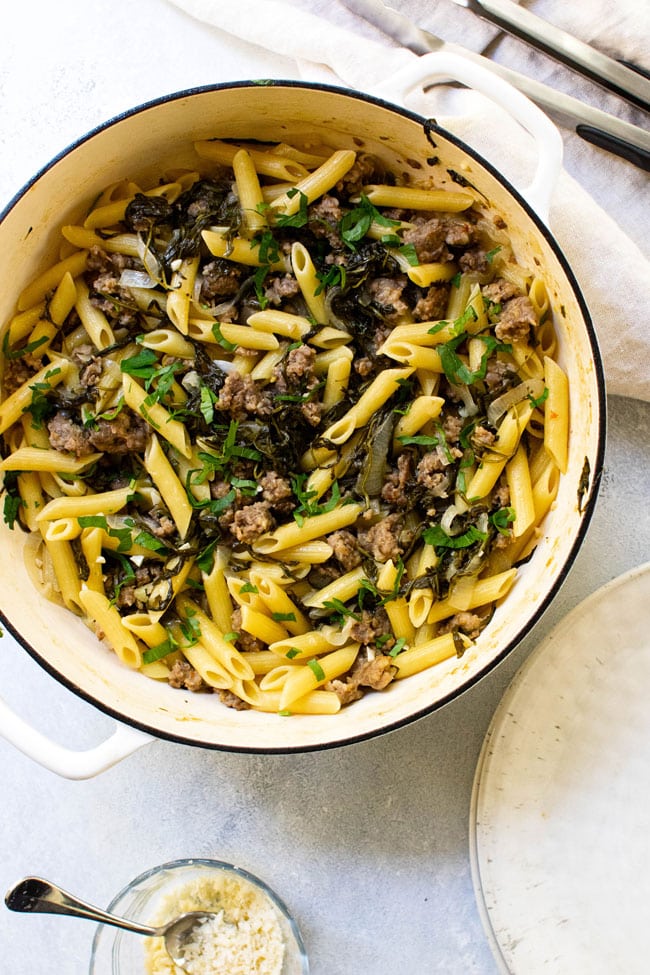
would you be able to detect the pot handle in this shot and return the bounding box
[0,694,153,780]
[370,50,563,223]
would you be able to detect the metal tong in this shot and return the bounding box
[454,0,650,112]
[341,0,650,171]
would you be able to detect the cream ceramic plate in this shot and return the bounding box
[470,562,650,974]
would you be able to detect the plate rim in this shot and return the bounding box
[468,559,650,974]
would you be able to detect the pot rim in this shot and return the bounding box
[0,78,607,752]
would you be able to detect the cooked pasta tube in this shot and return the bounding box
[291,242,328,323]
[269,631,334,659]
[278,643,360,710]
[247,309,312,340]
[176,594,254,681]
[17,251,88,311]
[249,572,311,635]
[360,185,474,211]
[201,230,287,271]
[194,140,309,181]
[183,642,235,690]
[35,486,133,522]
[392,633,457,678]
[234,680,342,714]
[122,375,192,458]
[427,569,517,623]
[232,148,267,237]
[6,303,46,345]
[0,447,103,473]
[0,359,72,435]
[78,586,142,668]
[270,149,357,214]
[253,503,364,555]
[543,356,569,474]
[202,548,234,634]
[144,433,193,538]
[49,271,78,327]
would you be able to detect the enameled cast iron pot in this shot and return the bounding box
[0,53,605,777]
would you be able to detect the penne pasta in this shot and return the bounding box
[0,135,571,717]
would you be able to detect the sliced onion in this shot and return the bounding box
[118,269,157,289]
[487,378,545,426]
[213,359,239,374]
[453,383,478,418]
[441,503,461,536]
[355,411,395,498]
[135,236,164,285]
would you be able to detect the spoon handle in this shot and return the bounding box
[5,877,160,937]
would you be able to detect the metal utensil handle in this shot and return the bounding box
[5,877,159,937]
[468,0,650,111]
[371,49,563,222]
[342,0,650,171]
[0,692,152,779]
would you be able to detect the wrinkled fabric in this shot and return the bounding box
[168,0,650,400]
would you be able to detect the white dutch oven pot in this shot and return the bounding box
[0,53,605,777]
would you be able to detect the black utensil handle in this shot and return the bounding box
[576,124,650,171]
[618,59,650,83]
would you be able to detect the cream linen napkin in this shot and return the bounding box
[168,0,650,401]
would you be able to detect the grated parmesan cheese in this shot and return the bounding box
[144,873,285,975]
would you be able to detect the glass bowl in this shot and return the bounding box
[88,858,309,974]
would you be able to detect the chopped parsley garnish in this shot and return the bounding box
[529,386,549,409]
[2,472,24,528]
[179,606,201,644]
[291,475,342,527]
[490,507,516,535]
[315,264,346,295]
[142,635,178,664]
[77,515,169,555]
[423,524,487,550]
[439,331,511,386]
[275,189,309,228]
[307,659,326,682]
[389,637,407,657]
[2,333,49,360]
[322,597,361,626]
[339,194,399,250]
[121,345,183,407]
[211,322,238,352]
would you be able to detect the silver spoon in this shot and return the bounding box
[5,876,217,970]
